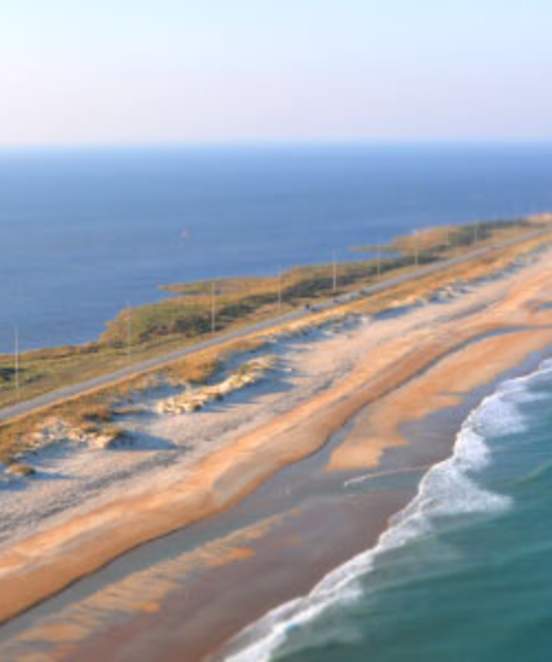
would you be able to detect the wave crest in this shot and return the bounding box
[222,362,552,661]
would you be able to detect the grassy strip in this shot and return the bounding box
[0,339,263,463]
[0,217,532,410]
[101,217,537,347]
[0,217,547,414]
[0,216,551,463]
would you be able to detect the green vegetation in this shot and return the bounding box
[352,217,531,257]
[0,216,545,410]
[105,217,538,349]
[0,215,550,463]
[0,216,545,413]
[0,345,230,463]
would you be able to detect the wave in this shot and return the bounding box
[223,361,552,661]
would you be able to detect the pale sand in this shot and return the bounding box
[2,249,552,625]
[328,328,552,471]
[0,316,375,548]
[328,253,552,470]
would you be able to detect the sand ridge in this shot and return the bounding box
[2,248,552,625]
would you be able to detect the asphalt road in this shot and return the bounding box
[0,228,548,424]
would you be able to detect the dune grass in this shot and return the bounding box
[0,216,550,463]
[0,216,545,412]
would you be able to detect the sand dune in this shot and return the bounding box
[2,247,552,626]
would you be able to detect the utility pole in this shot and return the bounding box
[210,281,216,333]
[126,302,132,361]
[14,325,19,396]
[332,251,337,293]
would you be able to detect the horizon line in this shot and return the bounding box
[2,137,552,152]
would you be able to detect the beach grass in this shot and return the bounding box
[0,216,550,463]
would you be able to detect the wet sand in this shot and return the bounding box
[2,246,552,657]
[5,341,549,662]
[77,494,408,662]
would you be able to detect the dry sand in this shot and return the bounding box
[2,247,552,628]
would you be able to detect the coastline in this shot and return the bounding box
[3,309,551,661]
[0,219,547,426]
[2,243,552,658]
[4,145,552,359]
[213,344,552,662]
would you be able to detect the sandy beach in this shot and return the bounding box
[2,242,552,659]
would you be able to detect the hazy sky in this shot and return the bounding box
[1,1,551,146]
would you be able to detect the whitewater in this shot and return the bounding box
[223,358,552,661]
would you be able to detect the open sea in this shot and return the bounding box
[1,142,552,353]
[228,357,552,662]
[2,143,552,661]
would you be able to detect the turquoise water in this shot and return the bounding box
[228,359,552,661]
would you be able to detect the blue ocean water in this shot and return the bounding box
[227,359,552,662]
[1,143,552,352]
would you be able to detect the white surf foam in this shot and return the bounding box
[222,364,549,661]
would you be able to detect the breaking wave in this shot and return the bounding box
[222,360,552,661]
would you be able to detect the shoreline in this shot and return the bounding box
[1,219,548,427]
[212,338,552,661]
[4,324,550,661]
[0,215,542,358]
[2,244,552,657]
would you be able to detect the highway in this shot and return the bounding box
[0,227,548,424]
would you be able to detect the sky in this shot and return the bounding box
[1,0,551,146]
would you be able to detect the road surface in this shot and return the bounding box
[0,228,548,424]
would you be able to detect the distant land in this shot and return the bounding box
[2,143,552,352]
[2,214,552,660]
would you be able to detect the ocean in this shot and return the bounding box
[228,357,552,662]
[2,144,552,660]
[1,142,552,353]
